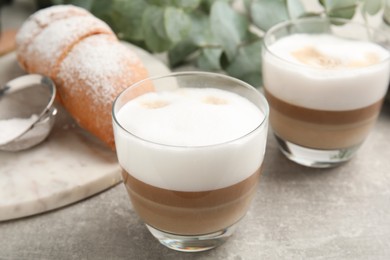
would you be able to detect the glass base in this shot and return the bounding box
[274,134,360,168]
[145,223,237,252]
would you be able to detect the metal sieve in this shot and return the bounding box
[0,74,57,152]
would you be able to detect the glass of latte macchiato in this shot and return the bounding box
[112,72,269,252]
[262,17,390,168]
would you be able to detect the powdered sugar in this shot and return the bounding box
[16,17,41,49]
[24,15,113,76]
[16,5,90,70]
[0,114,38,145]
[57,34,143,105]
[32,5,89,27]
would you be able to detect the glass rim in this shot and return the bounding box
[112,71,269,149]
[262,16,390,71]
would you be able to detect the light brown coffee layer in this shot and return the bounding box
[265,90,383,125]
[122,169,260,235]
[265,89,382,149]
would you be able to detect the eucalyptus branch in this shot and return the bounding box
[36,0,387,89]
[326,4,360,13]
[197,44,222,49]
[236,37,262,49]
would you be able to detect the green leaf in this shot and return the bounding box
[384,0,390,24]
[164,7,191,42]
[54,0,93,9]
[200,0,231,12]
[210,1,249,61]
[188,12,218,46]
[172,0,201,11]
[145,0,172,6]
[287,0,305,18]
[74,0,94,9]
[168,40,198,67]
[142,6,172,52]
[225,40,263,87]
[144,0,201,10]
[298,12,322,18]
[243,0,252,11]
[90,0,115,27]
[240,72,263,88]
[141,5,191,52]
[250,0,289,31]
[197,48,223,70]
[168,11,217,67]
[109,0,148,41]
[321,0,359,19]
[362,0,383,15]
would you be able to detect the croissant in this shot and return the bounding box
[16,5,150,149]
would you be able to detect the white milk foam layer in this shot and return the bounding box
[263,34,390,110]
[117,88,262,146]
[114,88,268,191]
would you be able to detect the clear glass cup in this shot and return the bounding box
[262,17,390,168]
[112,72,269,252]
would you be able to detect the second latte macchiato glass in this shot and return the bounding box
[262,17,390,168]
[112,72,269,252]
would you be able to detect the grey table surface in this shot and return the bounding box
[1,2,390,260]
[1,105,389,260]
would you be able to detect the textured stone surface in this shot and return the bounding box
[1,103,389,260]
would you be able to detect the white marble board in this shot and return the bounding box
[0,43,170,221]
